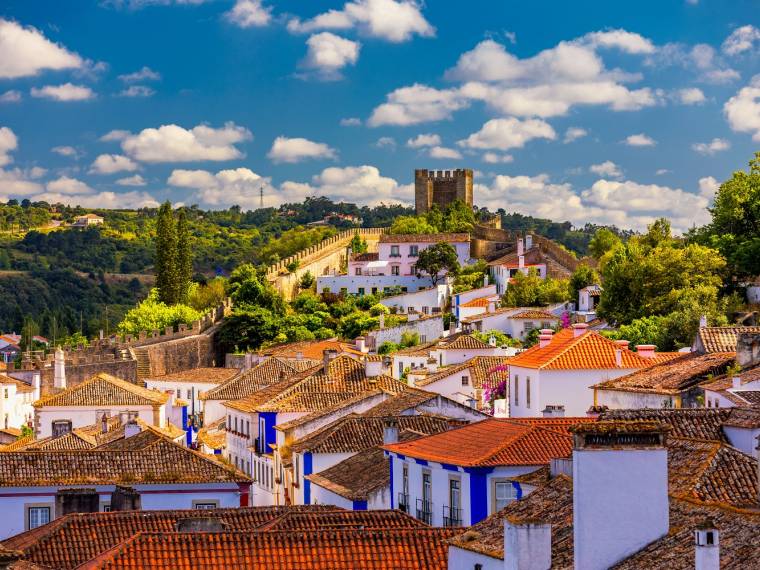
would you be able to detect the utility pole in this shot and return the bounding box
[259,184,264,208]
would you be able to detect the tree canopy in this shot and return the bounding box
[415,242,460,286]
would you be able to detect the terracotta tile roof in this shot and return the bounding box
[392,340,439,356]
[274,390,384,432]
[508,328,654,370]
[694,326,760,353]
[461,305,520,322]
[291,414,455,454]
[379,232,469,243]
[261,339,363,360]
[460,296,493,308]
[33,373,168,408]
[202,357,315,401]
[352,252,379,261]
[222,372,312,413]
[307,446,390,501]
[510,309,560,320]
[701,363,760,392]
[196,418,226,451]
[721,407,760,429]
[667,437,758,508]
[599,408,731,442]
[592,352,735,395]
[488,247,545,268]
[361,388,442,416]
[0,374,33,393]
[440,334,491,350]
[449,474,573,563]
[725,390,760,405]
[0,435,34,451]
[77,529,457,570]
[383,418,576,467]
[2,506,337,569]
[0,438,249,487]
[0,427,22,437]
[415,356,510,389]
[146,367,241,384]
[256,509,425,531]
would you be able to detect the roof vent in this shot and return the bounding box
[175,517,229,533]
[572,323,588,338]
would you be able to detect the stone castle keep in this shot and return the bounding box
[414,169,473,215]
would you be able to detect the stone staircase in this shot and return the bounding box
[131,347,152,380]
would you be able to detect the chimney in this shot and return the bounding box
[488,301,496,313]
[699,315,708,328]
[732,376,742,389]
[586,405,608,418]
[176,517,229,532]
[615,348,623,368]
[525,234,533,250]
[736,331,760,369]
[55,489,99,516]
[488,335,497,347]
[539,329,553,349]
[572,421,669,570]
[504,521,552,570]
[636,344,657,359]
[110,485,141,511]
[614,340,630,350]
[54,347,66,390]
[124,420,141,438]
[518,255,525,269]
[572,323,588,338]
[517,238,524,257]
[295,351,304,361]
[365,357,383,378]
[694,520,720,570]
[31,372,41,402]
[323,348,338,372]
[483,274,489,287]
[100,413,109,434]
[355,336,367,353]
[383,417,399,445]
[542,404,565,418]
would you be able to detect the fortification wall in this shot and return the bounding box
[139,327,219,377]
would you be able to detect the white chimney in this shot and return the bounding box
[378,313,385,329]
[615,349,623,368]
[694,522,720,570]
[572,422,669,570]
[572,323,588,338]
[525,234,533,250]
[636,344,657,359]
[124,420,141,439]
[365,357,383,378]
[355,336,367,353]
[295,351,304,361]
[699,315,708,328]
[31,372,41,402]
[732,376,742,389]
[383,417,399,445]
[323,349,338,372]
[614,340,630,350]
[517,238,524,257]
[539,329,554,349]
[488,335,497,347]
[483,274,489,287]
[518,255,525,269]
[542,405,565,418]
[488,301,496,313]
[54,347,66,390]
[504,521,552,570]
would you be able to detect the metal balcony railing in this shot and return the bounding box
[416,498,433,525]
[443,505,462,527]
[397,493,409,513]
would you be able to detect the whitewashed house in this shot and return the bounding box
[378,284,450,316]
[0,373,37,430]
[488,236,547,295]
[411,356,510,409]
[452,283,498,323]
[461,306,560,340]
[145,368,240,416]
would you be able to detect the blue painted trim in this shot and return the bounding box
[389,456,394,509]
[182,407,191,447]
[397,453,405,461]
[512,481,523,500]
[259,412,278,454]
[463,467,495,475]
[214,449,221,455]
[352,500,368,510]
[469,470,489,525]
[414,458,428,466]
[303,452,313,505]
[441,463,459,472]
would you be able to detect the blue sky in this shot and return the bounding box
[0,0,759,232]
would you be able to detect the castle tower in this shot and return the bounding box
[414,169,473,215]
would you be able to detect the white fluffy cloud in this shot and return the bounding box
[698,176,719,200]
[100,130,131,142]
[30,83,95,101]
[590,160,622,178]
[89,154,140,174]
[0,127,18,167]
[691,138,731,155]
[0,19,83,78]
[267,136,337,163]
[476,173,710,232]
[52,145,80,158]
[0,168,44,196]
[287,0,434,43]
[582,29,655,54]
[302,32,360,79]
[46,176,95,195]
[406,133,441,148]
[482,152,513,164]
[652,43,739,84]
[563,127,587,143]
[429,146,462,160]
[722,25,760,56]
[0,90,21,103]
[368,84,468,126]
[115,174,146,186]
[676,87,706,105]
[168,167,271,207]
[375,136,396,149]
[724,75,760,141]
[118,66,160,82]
[624,133,656,146]
[119,85,155,97]
[121,122,252,162]
[340,117,361,126]
[458,118,556,150]
[225,0,272,28]
[32,190,158,209]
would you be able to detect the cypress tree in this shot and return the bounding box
[155,201,179,304]
[176,210,193,303]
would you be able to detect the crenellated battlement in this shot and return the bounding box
[414,168,473,215]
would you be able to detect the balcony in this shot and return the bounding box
[397,492,409,513]
[443,505,462,527]
[416,498,433,525]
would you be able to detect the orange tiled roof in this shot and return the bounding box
[379,233,469,243]
[146,368,241,384]
[510,310,559,320]
[255,509,425,532]
[261,339,363,360]
[460,297,492,308]
[0,374,34,393]
[507,328,655,370]
[599,408,731,442]
[694,326,760,353]
[202,357,316,401]
[307,446,390,501]
[33,373,168,408]
[441,335,491,350]
[701,363,760,393]
[383,418,577,467]
[415,356,510,389]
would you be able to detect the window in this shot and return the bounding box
[422,306,429,315]
[358,287,365,296]
[371,287,378,295]
[494,481,517,512]
[461,376,469,386]
[340,288,348,296]
[246,420,250,437]
[390,245,400,257]
[294,454,300,482]
[259,417,266,453]
[52,420,72,437]
[102,504,111,512]
[193,501,219,510]
[398,362,404,377]
[391,265,400,276]
[417,471,433,524]
[514,376,519,406]
[524,322,535,332]
[409,245,419,257]
[355,267,362,276]
[445,478,462,527]
[541,321,552,329]
[27,506,50,530]
[526,377,531,408]
[410,264,416,274]
[187,389,193,400]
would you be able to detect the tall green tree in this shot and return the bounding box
[176,210,193,303]
[588,227,622,261]
[349,232,368,254]
[155,201,179,304]
[569,264,599,304]
[415,242,460,286]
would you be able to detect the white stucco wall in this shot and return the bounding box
[448,546,502,570]
[145,380,220,412]
[36,405,160,438]
[379,285,449,314]
[0,383,34,429]
[367,317,444,348]
[317,275,436,295]
[595,389,676,410]
[722,425,760,456]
